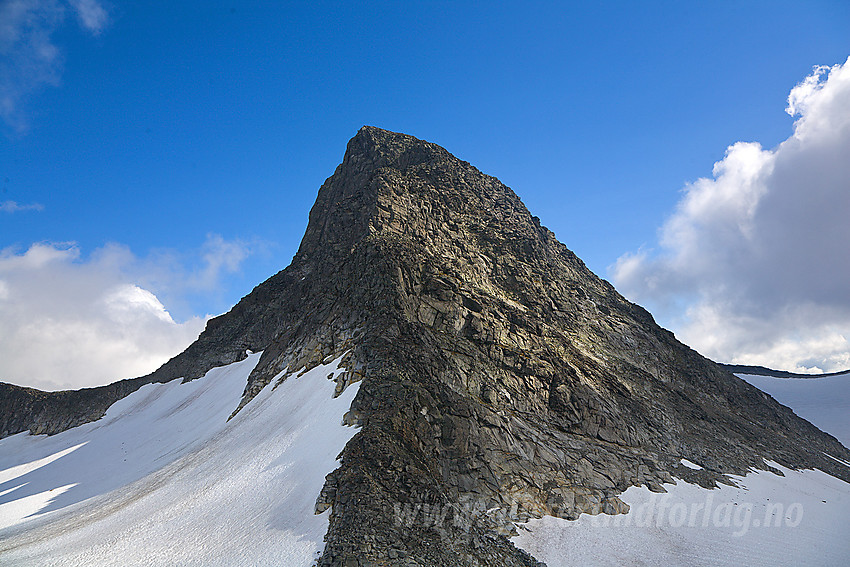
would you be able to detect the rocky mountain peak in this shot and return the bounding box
[345,125,451,170]
[2,127,848,566]
[295,126,518,265]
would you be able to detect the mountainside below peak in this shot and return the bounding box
[2,126,849,566]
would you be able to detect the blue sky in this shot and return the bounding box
[1,1,849,388]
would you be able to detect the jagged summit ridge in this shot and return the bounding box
[1,127,849,566]
[297,126,528,263]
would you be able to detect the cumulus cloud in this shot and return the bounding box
[0,200,44,212]
[0,0,108,131]
[612,57,850,373]
[0,235,254,391]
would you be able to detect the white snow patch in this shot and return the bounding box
[680,458,703,470]
[824,453,850,468]
[0,352,360,566]
[0,483,78,530]
[513,463,850,567]
[0,442,86,486]
[514,372,850,566]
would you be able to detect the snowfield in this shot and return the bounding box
[1,358,847,567]
[736,372,850,448]
[0,352,360,566]
[513,372,850,567]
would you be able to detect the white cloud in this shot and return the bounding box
[612,57,850,373]
[0,200,44,212]
[193,233,253,291]
[0,235,254,391]
[67,0,107,34]
[0,0,108,131]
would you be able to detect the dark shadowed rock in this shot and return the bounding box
[2,126,848,566]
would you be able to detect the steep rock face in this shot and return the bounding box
[2,127,848,566]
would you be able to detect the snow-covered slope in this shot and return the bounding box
[736,372,850,447]
[513,372,850,567]
[0,353,360,566]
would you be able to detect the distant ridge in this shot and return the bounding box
[719,363,850,379]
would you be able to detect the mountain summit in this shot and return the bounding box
[2,127,848,565]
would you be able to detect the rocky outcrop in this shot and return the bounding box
[2,126,849,566]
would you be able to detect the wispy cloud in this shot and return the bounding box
[0,235,256,390]
[67,0,107,34]
[0,200,44,212]
[612,57,850,373]
[0,0,109,132]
